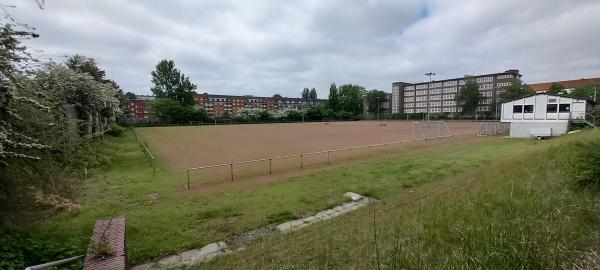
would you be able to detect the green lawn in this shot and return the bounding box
[33,129,594,266]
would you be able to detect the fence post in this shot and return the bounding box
[348,147,352,160]
[230,163,234,181]
[269,158,272,174]
[153,159,156,174]
[300,154,303,169]
[327,150,330,164]
[186,170,190,190]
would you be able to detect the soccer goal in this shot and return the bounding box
[322,118,333,125]
[214,119,233,125]
[478,122,509,136]
[412,121,452,140]
[189,121,204,126]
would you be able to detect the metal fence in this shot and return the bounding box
[132,128,156,174]
[185,130,479,189]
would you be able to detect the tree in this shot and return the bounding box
[273,93,282,98]
[0,25,47,165]
[309,88,317,100]
[499,79,535,102]
[365,90,387,114]
[124,92,137,99]
[66,54,130,122]
[547,83,566,95]
[150,59,196,106]
[1,23,124,216]
[148,98,208,123]
[571,84,599,101]
[301,88,310,99]
[327,83,339,111]
[455,78,481,115]
[338,84,366,115]
[65,54,107,82]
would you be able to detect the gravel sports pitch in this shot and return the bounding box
[137,121,481,181]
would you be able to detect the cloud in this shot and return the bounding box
[6,0,600,97]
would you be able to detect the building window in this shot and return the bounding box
[559,104,570,112]
[546,104,558,113]
[513,105,523,113]
[524,105,534,113]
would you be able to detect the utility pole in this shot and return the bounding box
[425,72,436,122]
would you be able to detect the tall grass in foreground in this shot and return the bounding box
[197,131,600,269]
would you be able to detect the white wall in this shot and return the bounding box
[509,121,568,138]
[501,94,588,122]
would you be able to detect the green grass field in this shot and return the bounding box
[32,128,600,268]
[193,130,600,269]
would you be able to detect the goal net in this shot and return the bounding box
[478,122,509,136]
[214,119,233,125]
[412,121,452,140]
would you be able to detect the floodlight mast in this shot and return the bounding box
[425,72,436,122]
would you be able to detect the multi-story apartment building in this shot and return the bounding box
[194,93,324,118]
[127,93,324,120]
[392,70,522,116]
[128,95,155,120]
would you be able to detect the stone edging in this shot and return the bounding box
[132,192,374,270]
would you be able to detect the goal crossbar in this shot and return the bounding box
[412,121,452,140]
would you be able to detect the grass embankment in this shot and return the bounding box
[33,130,589,266]
[194,130,600,269]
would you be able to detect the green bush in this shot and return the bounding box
[0,226,83,270]
[105,123,124,137]
[568,137,600,187]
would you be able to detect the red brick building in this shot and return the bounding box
[128,95,155,120]
[127,93,324,120]
[530,77,600,93]
[195,93,323,118]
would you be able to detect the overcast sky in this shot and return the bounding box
[7,0,600,97]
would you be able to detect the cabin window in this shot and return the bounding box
[559,104,570,112]
[546,104,558,113]
[524,105,534,113]
[513,105,523,113]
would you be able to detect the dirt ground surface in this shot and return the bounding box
[178,135,496,196]
[137,121,483,182]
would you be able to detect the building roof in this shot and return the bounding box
[393,69,521,86]
[132,95,155,101]
[529,78,600,92]
[195,92,326,102]
[500,92,596,104]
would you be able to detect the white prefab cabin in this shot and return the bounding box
[500,94,593,138]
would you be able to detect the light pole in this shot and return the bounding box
[425,72,436,122]
[376,96,380,121]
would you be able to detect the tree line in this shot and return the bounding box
[0,25,127,215]
[146,59,388,123]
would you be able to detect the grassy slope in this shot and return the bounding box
[196,130,600,269]
[37,130,570,265]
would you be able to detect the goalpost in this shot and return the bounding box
[213,119,233,125]
[189,121,204,126]
[478,122,509,136]
[322,118,333,125]
[412,121,452,140]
